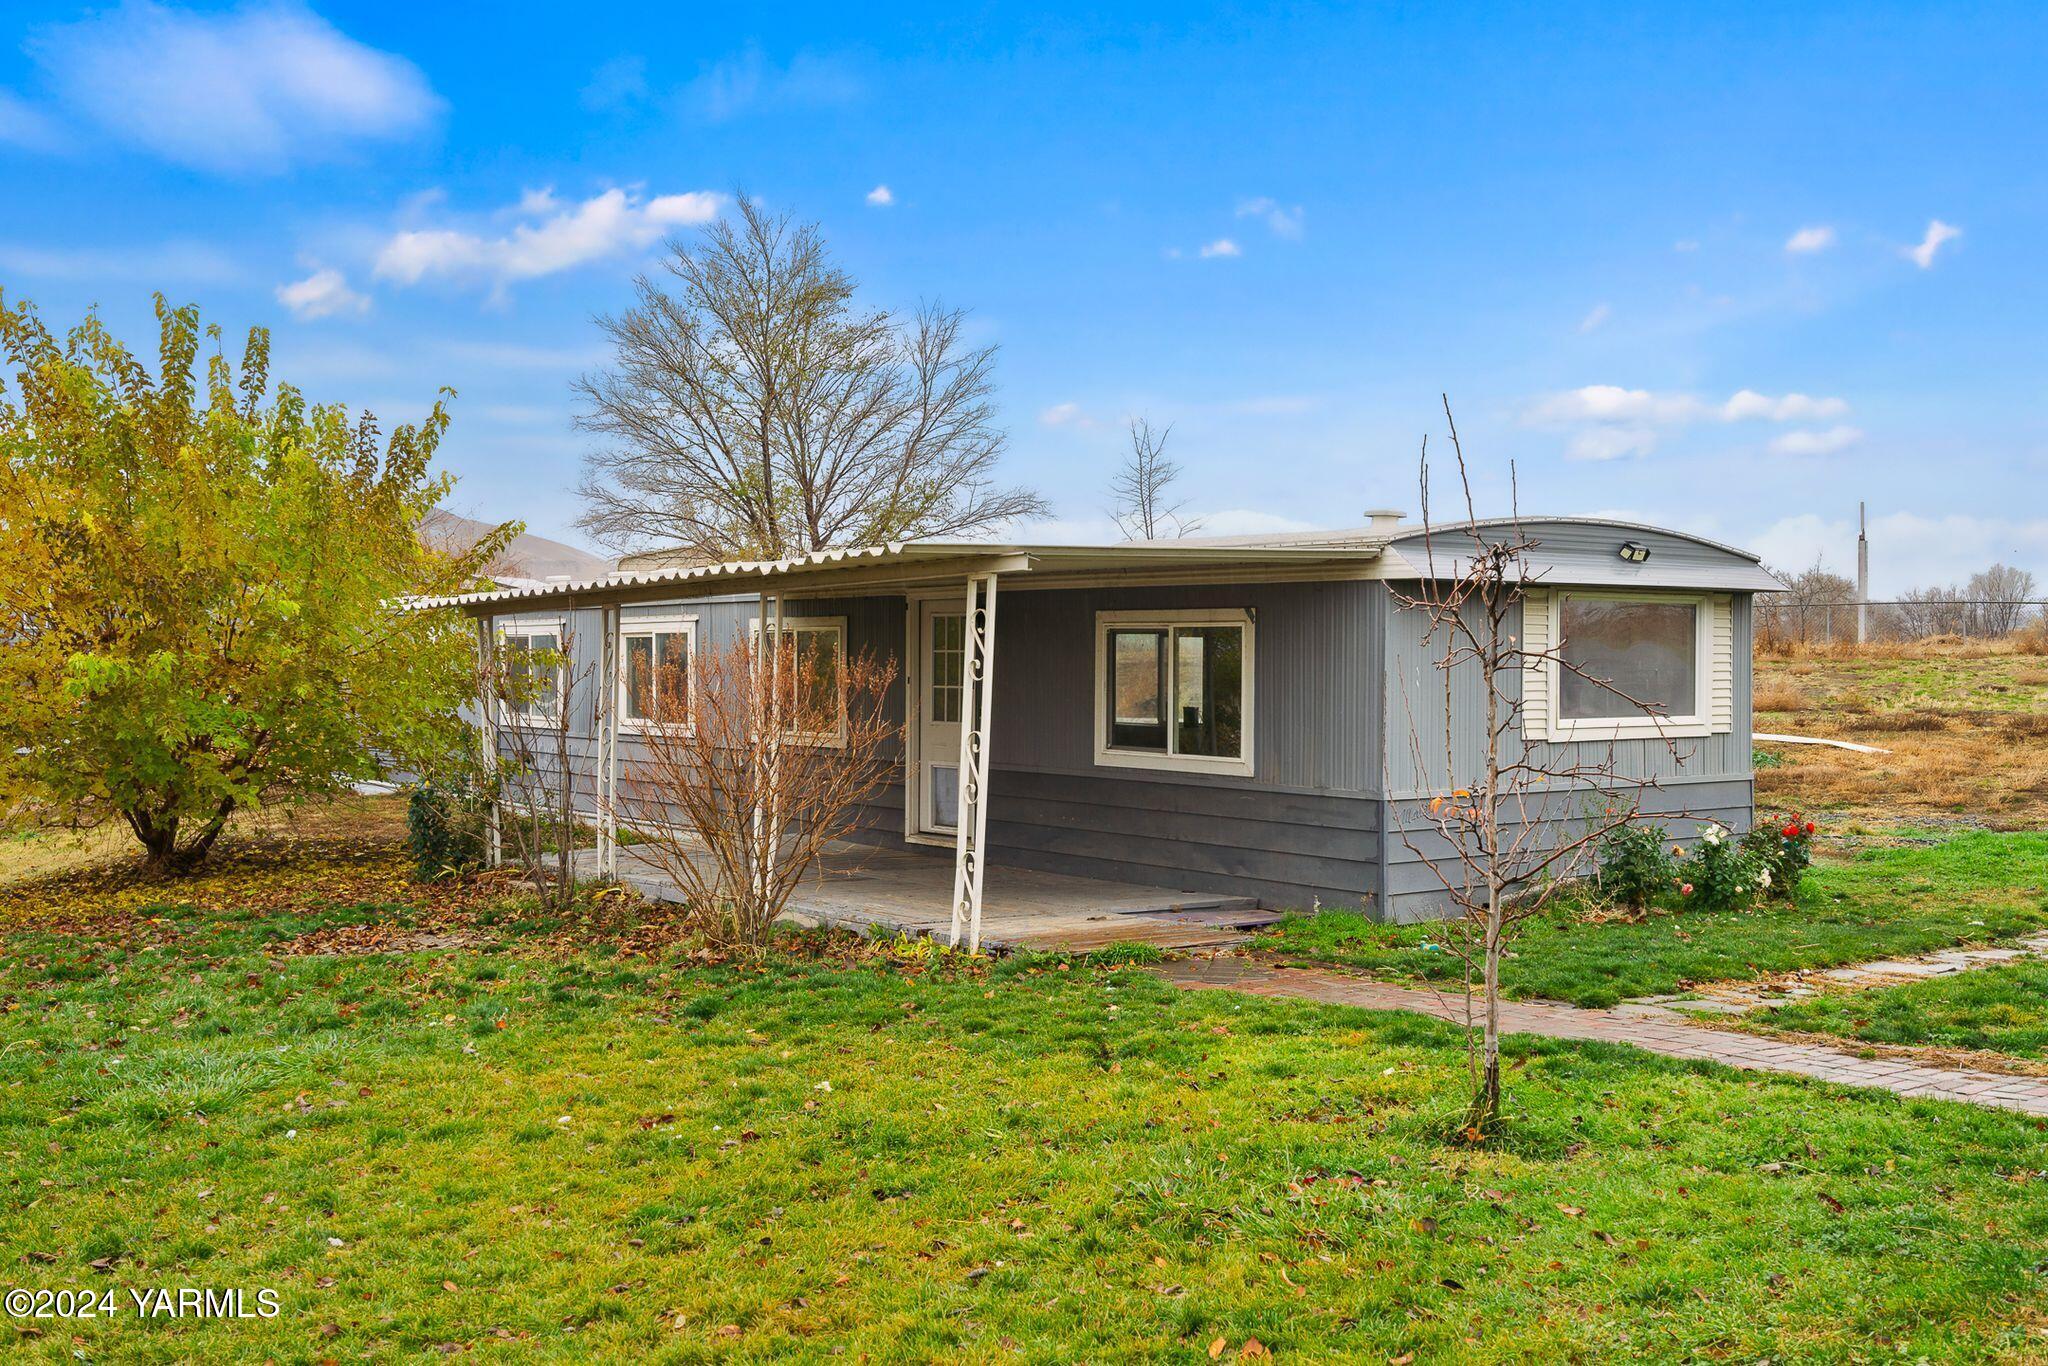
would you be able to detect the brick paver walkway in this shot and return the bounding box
[1153,957,2048,1116]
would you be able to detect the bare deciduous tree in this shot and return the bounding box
[1395,399,1679,1137]
[575,195,1047,561]
[479,626,593,912]
[1756,557,1855,647]
[618,634,901,952]
[1967,564,2039,636]
[1107,417,1201,540]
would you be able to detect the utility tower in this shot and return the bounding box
[1856,502,1869,645]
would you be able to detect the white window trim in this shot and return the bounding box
[1545,589,1713,741]
[749,614,850,749]
[617,614,699,735]
[1092,607,1255,777]
[496,618,568,727]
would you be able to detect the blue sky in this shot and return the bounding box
[3,1,2043,592]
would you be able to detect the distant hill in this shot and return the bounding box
[420,509,614,585]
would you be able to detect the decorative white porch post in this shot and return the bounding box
[949,571,999,953]
[596,602,620,880]
[474,614,501,869]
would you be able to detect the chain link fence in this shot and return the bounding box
[1756,598,2048,649]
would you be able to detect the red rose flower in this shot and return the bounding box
[1804,821,1816,835]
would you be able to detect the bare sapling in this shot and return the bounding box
[620,633,900,952]
[1396,398,1684,1138]
[479,625,594,912]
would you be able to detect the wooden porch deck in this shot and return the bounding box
[572,842,1280,952]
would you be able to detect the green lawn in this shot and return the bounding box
[1256,832,2048,1008]
[5,889,2048,1360]
[1742,959,2048,1060]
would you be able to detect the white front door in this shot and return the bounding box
[916,599,967,836]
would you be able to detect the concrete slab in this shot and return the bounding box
[575,842,1272,952]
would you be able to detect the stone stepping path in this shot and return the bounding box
[1626,931,2048,1017]
[1152,957,2048,1116]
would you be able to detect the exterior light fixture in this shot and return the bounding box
[1617,540,1651,564]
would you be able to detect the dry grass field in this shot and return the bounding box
[1754,636,2048,830]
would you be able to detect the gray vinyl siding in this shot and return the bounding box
[1377,778,1755,922]
[988,580,1382,792]
[1380,592,1754,797]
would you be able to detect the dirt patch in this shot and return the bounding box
[282,925,494,956]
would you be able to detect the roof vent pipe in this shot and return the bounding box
[1364,509,1405,531]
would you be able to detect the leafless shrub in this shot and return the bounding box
[618,634,900,952]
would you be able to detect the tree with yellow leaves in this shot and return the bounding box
[0,294,507,872]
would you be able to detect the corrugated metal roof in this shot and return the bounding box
[413,538,1387,612]
[414,515,1779,613]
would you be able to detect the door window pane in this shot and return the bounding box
[1175,626,1244,758]
[930,613,964,724]
[930,764,960,828]
[1559,598,1697,719]
[1108,629,1168,750]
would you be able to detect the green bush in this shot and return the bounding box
[1596,822,1675,911]
[1741,812,1816,901]
[1676,823,1764,912]
[406,780,486,881]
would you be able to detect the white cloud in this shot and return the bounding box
[1529,385,1854,461]
[1719,389,1849,422]
[27,1,441,174]
[865,184,894,207]
[512,186,561,217]
[1749,511,2048,595]
[1784,225,1836,255]
[684,48,862,122]
[1197,238,1242,259]
[1235,196,1304,240]
[1527,385,1706,426]
[1567,427,1661,462]
[1906,219,1962,269]
[373,187,724,291]
[1037,402,1095,429]
[1528,385,1850,429]
[1767,425,1863,457]
[275,266,370,320]
[1673,238,1700,252]
[1576,303,1611,334]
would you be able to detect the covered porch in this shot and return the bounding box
[572,840,1279,952]
[434,536,1383,950]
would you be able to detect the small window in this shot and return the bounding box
[620,618,696,729]
[751,616,849,747]
[1095,610,1253,775]
[498,624,565,723]
[1557,594,1701,726]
